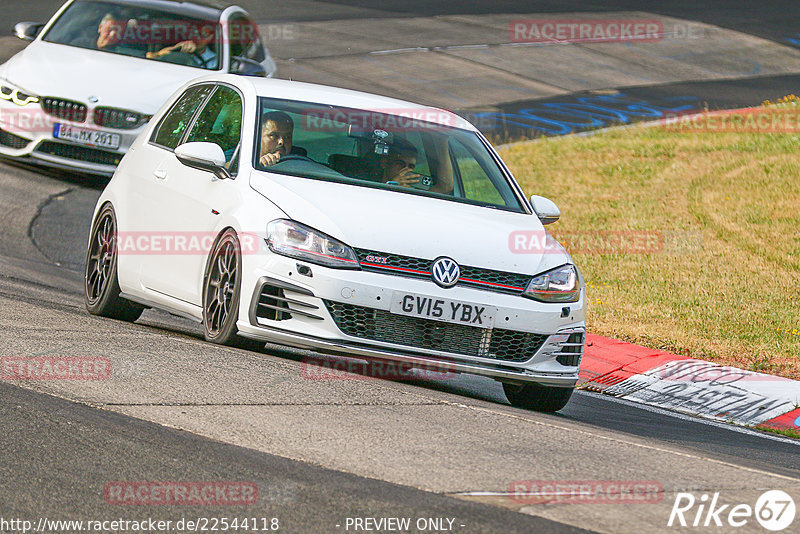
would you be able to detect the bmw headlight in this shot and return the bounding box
[0,80,39,106]
[523,264,580,303]
[267,219,359,269]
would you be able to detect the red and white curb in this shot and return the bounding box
[580,334,800,432]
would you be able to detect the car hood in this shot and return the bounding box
[251,172,571,275]
[0,41,207,114]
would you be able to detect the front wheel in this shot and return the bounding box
[84,204,144,321]
[202,229,244,345]
[503,382,574,412]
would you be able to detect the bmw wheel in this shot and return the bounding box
[503,382,574,412]
[84,204,144,321]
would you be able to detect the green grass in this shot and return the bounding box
[755,425,800,440]
[499,120,800,378]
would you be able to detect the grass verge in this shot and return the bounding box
[500,111,800,378]
[755,425,800,440]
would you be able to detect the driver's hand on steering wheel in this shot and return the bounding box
[259,151,282,166]
[147,40,198,59]
[173,40,198,53]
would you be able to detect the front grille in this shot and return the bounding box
[324,300,548,362]
[354,248,531,295]
[41,97,87,123]
[555,332,584,367]
[0,128,30,149]
[35,141,121,166]
[94,107,148,130]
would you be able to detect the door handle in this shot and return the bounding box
[153,169,167,180]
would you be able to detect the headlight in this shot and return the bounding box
[267,219,360,269]
[0,80,39,106]
[523,264,580,303]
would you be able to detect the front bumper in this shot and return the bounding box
[0,101,142,176]
[236,253,586,387]
[239,321,580,387]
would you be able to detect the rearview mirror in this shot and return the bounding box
[230,56,267,77]
[14,22,44,41]
[175,142,231,180]
[530,195,560,225]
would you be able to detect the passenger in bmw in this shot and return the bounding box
[96,14,122,50]
[96,13,147,57]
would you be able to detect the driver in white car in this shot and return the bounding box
[259,111,295,166]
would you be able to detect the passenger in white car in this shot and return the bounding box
[376,137,454,195]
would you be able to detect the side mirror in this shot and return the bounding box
[14,22,44,41]
[175,142,231,180]
[230,56,267,77]
[530,195,560,225]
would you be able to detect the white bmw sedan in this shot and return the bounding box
[84,74,586,411]
[0,0,275,176]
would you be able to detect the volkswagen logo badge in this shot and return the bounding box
[431,257,460,288]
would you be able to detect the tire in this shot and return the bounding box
[503,382,574,412]
[84,204,144,321]
[202,228,246,346]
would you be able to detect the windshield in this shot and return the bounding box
[43,0,221,70]
[253,98,525,212]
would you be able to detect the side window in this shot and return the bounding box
[152,85,213,149]
[450,138,504,205]
[228,15,265,63]
[185,86,243,166]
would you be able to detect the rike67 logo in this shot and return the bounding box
[668,490,795,531]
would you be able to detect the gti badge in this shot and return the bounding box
[431,257,460,288]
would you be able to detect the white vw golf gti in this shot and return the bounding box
[85,74,586,411]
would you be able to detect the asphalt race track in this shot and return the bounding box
[1,2,799,533]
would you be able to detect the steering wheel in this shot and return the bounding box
[277,155,312,163]
[157,51,202,67]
